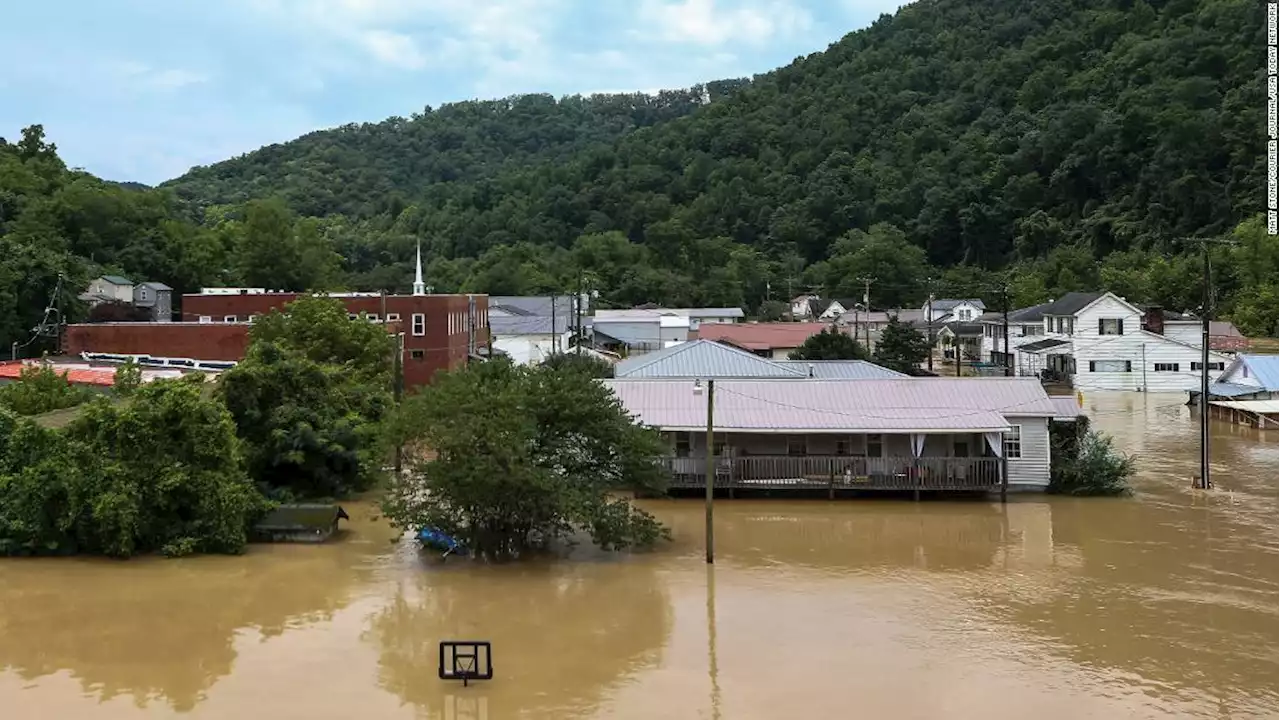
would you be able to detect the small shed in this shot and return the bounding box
[251,504,350,543]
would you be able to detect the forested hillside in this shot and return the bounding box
[2,0,1275,352]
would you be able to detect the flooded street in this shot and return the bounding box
[0,392,1275,719]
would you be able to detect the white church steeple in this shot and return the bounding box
[412,242,426,296]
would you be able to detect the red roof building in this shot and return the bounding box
[697,322,836,359]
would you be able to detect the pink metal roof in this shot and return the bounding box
[696,322,833,350]
[603,377,1061,433]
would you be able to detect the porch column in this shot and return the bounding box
[910,433,925,500]
[984,431,1008,503]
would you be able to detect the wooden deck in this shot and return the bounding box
[658,455,1006,496]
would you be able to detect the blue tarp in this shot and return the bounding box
[417,527,463,553]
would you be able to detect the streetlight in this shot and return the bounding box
[693,378,715,564]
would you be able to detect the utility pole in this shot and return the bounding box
[926,290,935,372]
[1198,244,1211,490]
[702,379,716,564]
[393,331,405,478]
[551,295,558,354]
[1001,284,1011,377]
[575,273,584,356]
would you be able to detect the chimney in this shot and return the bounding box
[1142,306,1164,335]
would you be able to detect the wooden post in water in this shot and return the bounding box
[1000,456,1008,503]
[704,379,715,565]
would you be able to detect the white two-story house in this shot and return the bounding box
[927,299,985,323]
[1026,292,1231,392]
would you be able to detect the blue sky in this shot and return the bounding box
[0,0,905,185]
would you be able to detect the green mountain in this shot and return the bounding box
[165,0,1264,269]
[2,0,1274,350]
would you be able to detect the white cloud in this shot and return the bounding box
[105,61,208,91]
[636,0,812,46]
[357,30,427,69]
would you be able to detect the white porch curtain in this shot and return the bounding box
[910,433,926,457]
[984,431,1004,458]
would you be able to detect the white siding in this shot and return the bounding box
[1005,417,1050,489]
[1217,356,1262,388]
[1162,322,1202,345]
[492,332,572,365]
[1071,295,1226,391]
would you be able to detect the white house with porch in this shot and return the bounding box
[604,377,1075,495]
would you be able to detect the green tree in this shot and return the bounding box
[0,378,266,557]
[1048,417,1133,497]
[0,363,94,415]
[873,317,931,374]
[382,359,669,557]
[218,296,393,498]
[788,326,866,361]
[541,352,615,378]
[232,199,340,291]
[112,360,142,397]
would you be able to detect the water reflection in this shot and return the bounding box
[366,552,671,718]
[0,507,390,711]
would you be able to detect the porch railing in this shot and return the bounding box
[658,455,1004,492]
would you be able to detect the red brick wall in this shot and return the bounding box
[68,293,491,390]
[64,323,250,361]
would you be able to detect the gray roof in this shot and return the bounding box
[489,315,569,335]
[942,322,983,336]
[592,323,659,346]
[772,360,908,379]
[138,281,172,291]
[932,299,986,311]
[614,340,803,378]
[602,377,1062,432]
[1008,302,1053,323]
[100,275,133,286]
[489,295,578,317]
[1042,292,1103,317]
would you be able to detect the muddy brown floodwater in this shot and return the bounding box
[0,392,1274,719]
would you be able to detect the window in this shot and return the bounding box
[1099,318,1124,335]
[223,315,237,323]
[957,309,972,321]
[411,313,425,336]
[674,433,691,458]
[367,314,379,322]
[198,315,212,324]
[347,313,359,321]
[866,433,883,458]
[409,349,425,360]
[1191,362,1224,371]
[786,436,806,456]
[1003,425,1022,459]
[713,441,727,457]
[249,314,260,323]
[1153,362,1179,372]
[953,439,970,458]
[1023,324,1042,337]
[387,313,401,322]
[139,288,149,301]
[1089,360,1132,373]
[835,439,850,456]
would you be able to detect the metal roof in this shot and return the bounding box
[697,322,832,350]
[137,281,172,291]
[1049,396,1083,419]
[772,360,908,379]
[1207,381,1266,398]
[489,315,568,335]
[1238,354,1280,391]
[614,340,804,378]
[489,295,578,317]
[603,377,1060,433]
[99,275,133,286]
[1208,399,1280,414]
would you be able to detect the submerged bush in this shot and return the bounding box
[1048,417,1134,496]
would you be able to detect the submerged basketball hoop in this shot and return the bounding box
[439,641,493,687]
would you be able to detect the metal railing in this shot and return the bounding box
[658,455,1004,492]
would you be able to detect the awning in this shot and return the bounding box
[1020,338,1071,353]
[1208,399,1280,414]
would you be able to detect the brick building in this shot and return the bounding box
[65,291,489,389]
